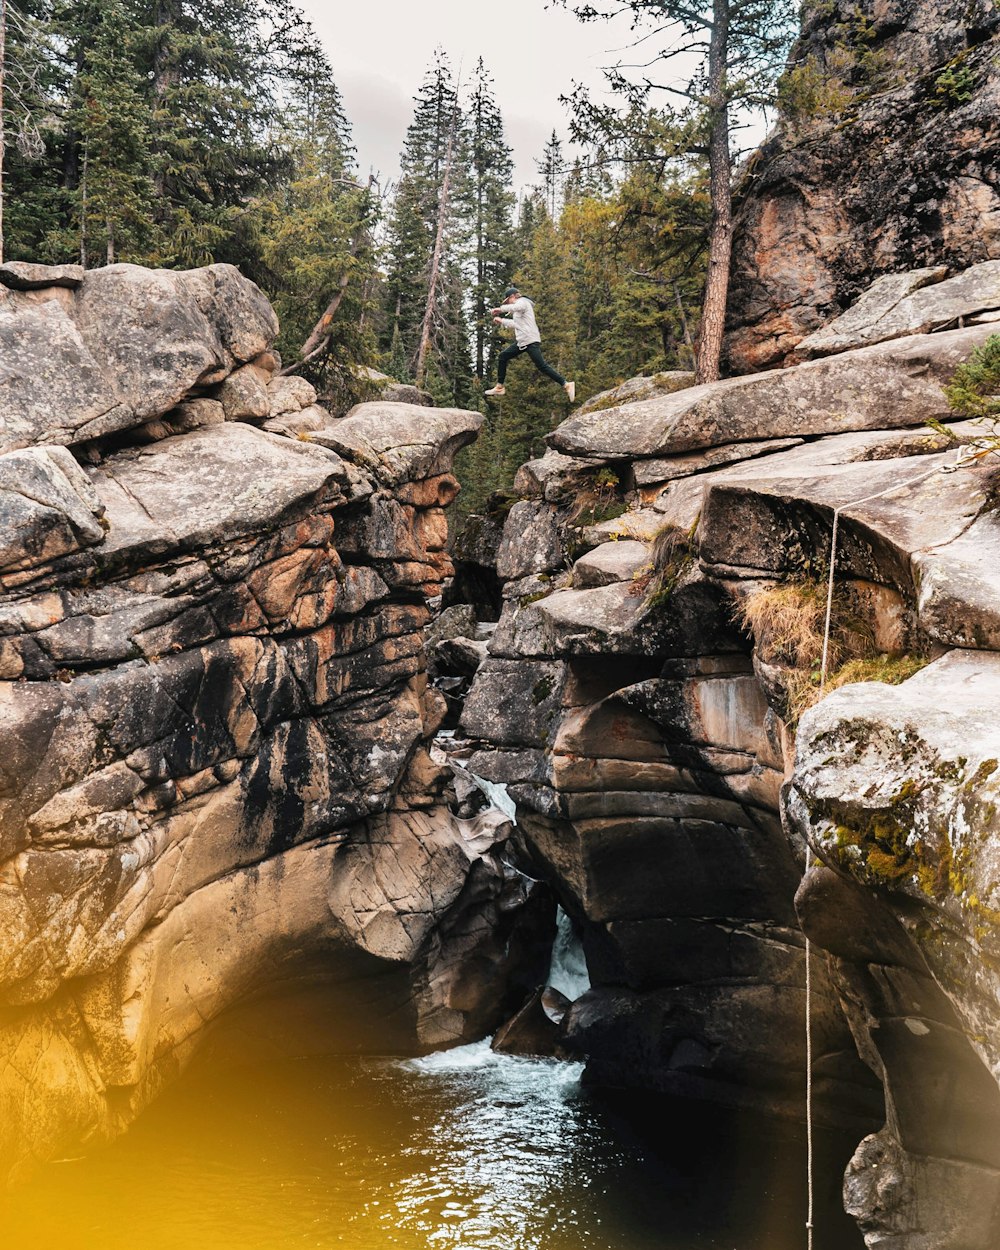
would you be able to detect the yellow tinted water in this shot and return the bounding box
[0,1040,862,1250]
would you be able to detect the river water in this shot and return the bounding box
[1,1037,863,1250]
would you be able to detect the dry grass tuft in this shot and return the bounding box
[642,522,698,609]
[739,580,839,669]
[787,653,930,723]
[738,578,924,725]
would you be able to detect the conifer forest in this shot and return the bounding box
[0,0,731,513]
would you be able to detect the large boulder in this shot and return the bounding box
[788,651,1000,1248]
[0,278,554,1188]
[796,261,1000,359]
[0,263,278,456]
[323,402,483,486]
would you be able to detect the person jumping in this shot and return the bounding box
[484,287,575,402]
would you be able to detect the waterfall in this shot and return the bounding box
[546,907,591,1001]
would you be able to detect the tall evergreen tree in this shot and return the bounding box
[380,49,472,404]
[537,129,565,219]
[256,34,382,407]
[461,58,515,384]
[560,0,795,381]
[136,0,298,266]
[69,0,156,265]
[1,0,60,261]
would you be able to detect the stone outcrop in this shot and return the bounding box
[454,268,1000,1246]
[789,654,1000,1248]
[726,0,1000,371]
[0,263,552,1185]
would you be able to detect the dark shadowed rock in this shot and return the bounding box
[491,986,572,1057]
[496,500,567,580]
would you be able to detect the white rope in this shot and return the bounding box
[805,934,814,1250]
[807,438,993,1246]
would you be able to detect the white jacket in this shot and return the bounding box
[498,297,541,348]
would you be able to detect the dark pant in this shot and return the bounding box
[497,341,566,386]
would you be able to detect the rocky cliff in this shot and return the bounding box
[449,261,1000,1247]
[725,0,1000,371]
[0,261,551,1184]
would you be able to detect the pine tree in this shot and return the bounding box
[537,129,565,219]
[256,32,380,405]
[69,0,157,265]
[1,0,62,261]
[461,58,515,384]
[380,49,472,404]
[136,0,294,266]
[560,0,795,381]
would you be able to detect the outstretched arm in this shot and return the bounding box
[491,297,530,317]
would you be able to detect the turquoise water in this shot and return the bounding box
[1,1040,863,1250]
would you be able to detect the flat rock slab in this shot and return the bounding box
[577,371,695,415]
[573,540,650,588]
[90,423,351,564]
[0,262,85,290]
[549,323,998,460]
[798,261,1000,359]
[633,437,804,487]
[326,403,483,485]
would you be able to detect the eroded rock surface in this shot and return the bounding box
[726,0,1000,371]
[456,273,1000,1245]
[0,264,553,1185]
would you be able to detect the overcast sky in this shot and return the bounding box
[295,0,647,195]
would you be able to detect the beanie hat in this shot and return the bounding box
[502,286,519,298]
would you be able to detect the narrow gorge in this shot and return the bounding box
[4,4,1000,1245]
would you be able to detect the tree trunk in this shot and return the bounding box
[414,109,458,389]
[152,0,181,202]
[696,0,733,385]
[673,281,696,369]
[79,146,89,268]
[280,179,375,376]
[0,0,6,264]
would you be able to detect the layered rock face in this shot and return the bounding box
[0,263,550,1184]
[725,0,1000,371]
[453,277,1000,1246]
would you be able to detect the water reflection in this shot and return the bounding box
[0,1040,862,1250]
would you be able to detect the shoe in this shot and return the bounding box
[564,381,576,402]
[484,384,506,397]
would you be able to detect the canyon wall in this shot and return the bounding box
[0,261,551,1184]
[450,261,1000,1247]
[725,0,1000,371]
